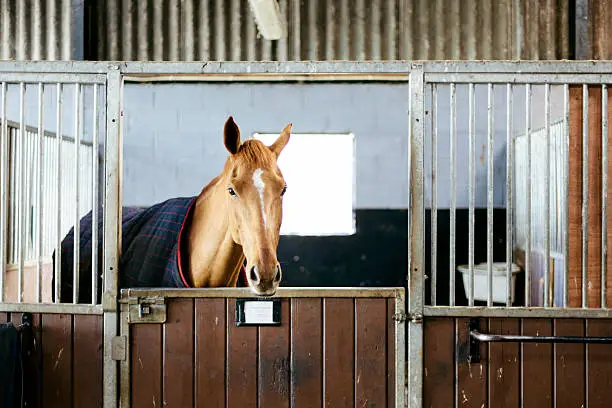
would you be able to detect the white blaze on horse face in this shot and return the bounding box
[252,168,267,228]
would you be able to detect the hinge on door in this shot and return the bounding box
[128,296,167,324]
[111,336,126,361]
[392,312,408,322]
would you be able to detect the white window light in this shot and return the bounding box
[252,132,356,236]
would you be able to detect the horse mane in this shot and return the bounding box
[236,139,276,168]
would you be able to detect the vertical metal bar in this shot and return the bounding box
[407,64,425,408]
[36,83,44,303]
[525,84,532,307]
[92,84,99,305]
[564,84,570,308]
[468,82,475,306]
[54,83,62,303]
[103,67,122,408]
[582,84,589,308]
[0,82,6,302]
[17,82,25,303]
[506,84,514,307]
[72,83,81,304]
[487,83,494,307]
[544,84,551,307]
[431,84,437,306]
[603,84,609,309]
[450,83,456,306]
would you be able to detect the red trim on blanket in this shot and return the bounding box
[176,199,196,288]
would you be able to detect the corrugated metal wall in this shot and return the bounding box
[86,0,571,61]
[0,0,75,60]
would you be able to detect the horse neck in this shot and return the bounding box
[186,175,245,287]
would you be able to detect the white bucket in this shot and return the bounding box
[457,262,521,304]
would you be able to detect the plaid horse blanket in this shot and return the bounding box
[53,196,247,304]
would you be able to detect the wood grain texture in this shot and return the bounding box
[488,318,520,408]
[355,298,388,407]
[423,317,455,408]
[163,298,195,408]
[323,298,354,408]
[521,319,553,408]
[290,298,322,408]
[73,314,103,408]
[227,299,258,408]
[131,323,162,408]
[41,313,73,407]
[456,318,487,408]
[194,298,226,408]
[554,319,586,408]
[386,299,396,407]
[258,298,290,408]
[586,319,612,408]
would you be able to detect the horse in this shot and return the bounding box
[52,116,291,303]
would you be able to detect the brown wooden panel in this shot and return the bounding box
[259,298,290,408]
[290,298,322,408]
[73,314,103,408]
[0,312,7,322]
[41,313,73,407]
[323,298,354,408]
[26,313,42,408]
[587,319,612,408]
[423,317,455,407]
[131,323,162,407]
[355,298,388,407]
[488,318,520,408]
[163,298,194,408]
[456,318,487,408]
[522,319,553,408]
[194,298,226,408]
[386,299,395,407]
[227,298,257,408]
[554,319,585,408]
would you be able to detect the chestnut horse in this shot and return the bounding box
[53,116,291,303]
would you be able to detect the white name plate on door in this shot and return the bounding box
[235,299,281,326]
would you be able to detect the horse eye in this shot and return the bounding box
[228,187,237,197]
[281,186,287,196]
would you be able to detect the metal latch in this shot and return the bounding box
[392,312,407,322]
[128,296,167,324]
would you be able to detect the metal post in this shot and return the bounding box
[431,84,437,306]
[0,82,6,303]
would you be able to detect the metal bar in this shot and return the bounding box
[424,305,612,319]
[525,84,532,307]
[54,83,62,304]
[36,83,44,304]
[0,303,103,314]
[92,84,99,306]
[506,84,514,307]
[425,73,612,84]
[487,83,494,307]
[469,83,475,306]
[118,301,131,407]
[431,84,437,306]
[450,83,456,306]
[582,84,589,308]
[564,84,570,308]
[0,73,106,84]
[17,82,25,303]
[73,83,81,304]
[0,117,94,146]
[122,73,410,83]
[408,65,425,408]
[471,330,612,344]
[103,68,122,408]
[544,83,551,307]
[603,84,609,308]
[0,82,6,303]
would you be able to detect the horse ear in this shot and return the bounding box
[224,116,241,155]
[269,123,292,157]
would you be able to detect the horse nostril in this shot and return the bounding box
[274,264,282,283]
[250,266,259,283]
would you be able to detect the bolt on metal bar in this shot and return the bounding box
[544,84,551,307]
[92,84,100,306]
[582,84,589,308]
[563,84,570,308]
[506,84,513,307]
[0,82,6,303]
[431,84,438,306]
[449,83,457,306]
[36,83,44,304]
[73,83,81,304]
[54,83,62,304]
[525,84,532,307]
[603,84,609,309]
[468,83,475,307]
[17,82,25,303]
[487,83,494,307]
